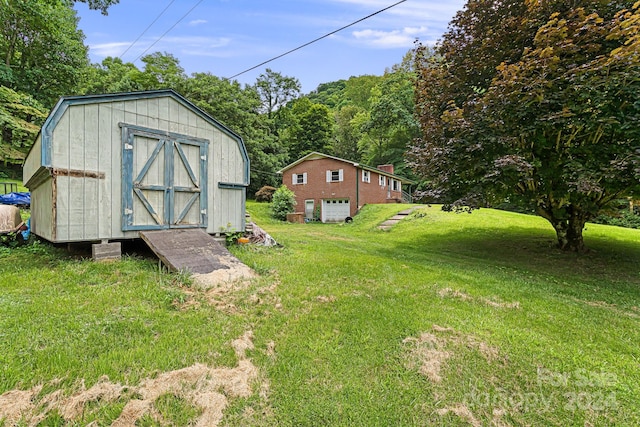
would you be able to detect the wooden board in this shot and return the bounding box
[140,228,234,274]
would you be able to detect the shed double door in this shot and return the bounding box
[122,125,208,230]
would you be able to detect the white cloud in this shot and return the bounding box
[188,19,208,26]
[89,42,131,57]
[352,26,429,48]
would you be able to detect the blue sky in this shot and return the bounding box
[74,0,466,93]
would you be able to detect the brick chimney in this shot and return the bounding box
[377,164,394,174]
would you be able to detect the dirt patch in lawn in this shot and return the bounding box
[436,404,482,427]
[0,331,262,426]
[438,287,520,309]
[403,325,503,384]
[191,256,257,289]
[403,331,451,383]
[177,275,281,315]
[403,325,507,425]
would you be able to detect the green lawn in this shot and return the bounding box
[0,178,27,193]
[0,203,638,426]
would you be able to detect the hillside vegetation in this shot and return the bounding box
[0,203,638,425]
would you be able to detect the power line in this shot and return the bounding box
[226,0,407,80]
[120,0,177,59]
[133,0,206,63]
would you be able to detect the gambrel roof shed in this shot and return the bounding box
[23,89,249,243]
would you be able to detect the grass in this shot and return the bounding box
[1,202,639,425]
[0,178,27,193]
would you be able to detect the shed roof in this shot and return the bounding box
[278,152,416,184]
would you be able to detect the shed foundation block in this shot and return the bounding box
[92,242,121,261]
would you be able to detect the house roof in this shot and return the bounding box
[278,152,416,184]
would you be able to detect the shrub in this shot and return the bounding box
[592,210,640,229]
[271,185,296,221]
[255,185,277,202]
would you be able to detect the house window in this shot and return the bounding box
[292,172,307,185]
[379,175,386,186]
[362,170,370,183]
[326,169,344,182]
[392,179,401,192]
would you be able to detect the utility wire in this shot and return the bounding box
[133,0,206,63]
[226,0,407,80]
[120,0,177,59]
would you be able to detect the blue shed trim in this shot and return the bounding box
[34,89,249,186]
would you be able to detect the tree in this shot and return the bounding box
[141,52,186,89]
[0,86,47,165]
[0,0,89,107]
[279,97,333,160]
[73,0,120,15]
[361,65,419,174]
[180,73,285,194]
[255,68,301,117]
[410,1,640,252]
[80,57,149,94]
[330,105,365,161]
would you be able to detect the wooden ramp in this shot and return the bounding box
[140,228,241,275]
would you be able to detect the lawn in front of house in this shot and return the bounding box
[0,202,638,425]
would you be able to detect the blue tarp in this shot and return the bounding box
[0,192,30,206]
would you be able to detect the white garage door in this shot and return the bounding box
[322,199,350,223]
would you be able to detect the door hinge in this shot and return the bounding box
[124,208,133,215]
[201,209,207,215]
[201,155,207,161]
[124,143,133,150]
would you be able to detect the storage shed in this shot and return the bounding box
[23,90,249,246]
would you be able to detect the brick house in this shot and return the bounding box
[278,152,415,223]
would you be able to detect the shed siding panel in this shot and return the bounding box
[68,105,86,171]
[23,134,42,184]
[211,189,243,233]
[158,97,170,132]
[83,104,100,173]
[124,100,137,125]
[147,98,159,129]
[55,176,101,242]
[110,101,125,239]
[169,99,181,133]
[98,103,114,239]
[136,99,148,128]
[230,144,244,182]
[52,110,70,169]
[30,178,54,241]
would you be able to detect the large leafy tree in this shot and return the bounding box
[279,97,333,160]
[330,104,366,161]
[0,0,89,108]
[410,1,640,252]
[73,0,119,14]
[141,52,186,89]
[0,86,48,165]
[180,73,283,194]
[80,57,149,94]
[255,68,301,117]
[362,59,419,174]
